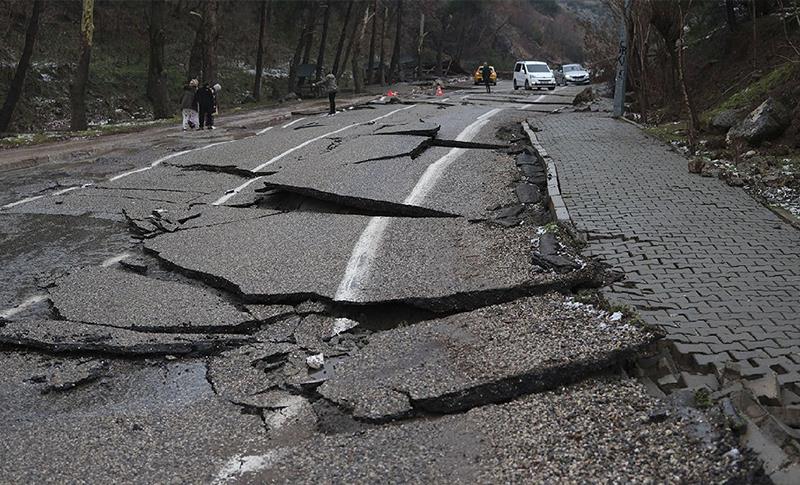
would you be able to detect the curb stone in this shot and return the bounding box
[521,120,572,225]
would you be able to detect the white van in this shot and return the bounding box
[513,61,556,91]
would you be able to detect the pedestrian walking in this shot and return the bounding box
[180,79,199,130]
[481,62,493,94]
[195,82,217,129]
[314,71,338,116]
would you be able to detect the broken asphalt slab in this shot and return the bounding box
[144,210,588,309]
[49,267,254,332]
[319,294,656,421]
[0,319,252,356]
[244,377,759,484]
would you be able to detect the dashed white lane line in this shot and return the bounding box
[1,195,45,209]
[256,126,273,136]
[334,107,503,303]
[517,94,546,110]
[213,105,416,206]
[0,295,48,320]
[213,450,288,484]
[281,117,306,129]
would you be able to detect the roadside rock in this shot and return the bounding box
[727,98,791,146]
[572,87,594,105]
[710,108,746,133]
[318,294,655,421]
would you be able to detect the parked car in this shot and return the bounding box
[473,65,497,85]
[559,63,591,85]
[512,61,556,91]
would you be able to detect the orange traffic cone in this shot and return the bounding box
[435,85,444,97]
[387,89,396,97]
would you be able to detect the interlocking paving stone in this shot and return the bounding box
[533,112,800,394]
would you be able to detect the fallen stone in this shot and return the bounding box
[50,267,253,332]
[572,87,594,105]
[688,158,705,174]
[318,295,655,421]
[727,97,791,146]
[253,377,758,483]
[0,319,251,356]
[710,109,746,133]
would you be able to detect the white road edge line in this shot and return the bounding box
[1,195,45,209]
[282,117,306,129]
[213,105,416,206]
[256,126,273,135]
[334,107,503,309]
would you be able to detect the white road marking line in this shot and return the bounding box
[517,95,545,110]
[256,126,273,135]
[281,117,306,129]
[100,252,132,267]
[335,107,503,302]
[214,105,416,206]
[108,149,192,181]
[0,295,48,320]
[1,195,45,209]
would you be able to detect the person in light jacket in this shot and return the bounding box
[314,71,338,115]
[180,79,199,130]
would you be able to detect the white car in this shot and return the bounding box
[513,61,556,91]
[561,63,591,85]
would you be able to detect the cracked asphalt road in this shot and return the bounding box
[0,82,762,483]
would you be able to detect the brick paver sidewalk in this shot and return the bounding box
[533,112,800,399]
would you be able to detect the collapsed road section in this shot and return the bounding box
[0,93,766,482]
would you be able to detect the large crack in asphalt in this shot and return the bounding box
[256,183,459,218]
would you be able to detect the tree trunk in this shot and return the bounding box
[332,0,354,76]
[315,0,332,79]
[187,10,203,81]
[436,15,449,78]
[288,4,310,93]
[201,0,219,83]
[378,5,388,84]
[0,0,43,133]
[388,0,403,83]
[70,0,95,131]
[253,0,269,101]
[301,2,317,65]
[677,4,698,154]
[352,5,370,93]
[341,3,364,81]
[416,12,425,80]
[366,0,378,84]
[147,0,171,119]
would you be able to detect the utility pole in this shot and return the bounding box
[612,0,631,118]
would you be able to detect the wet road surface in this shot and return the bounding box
[0,82,761,483]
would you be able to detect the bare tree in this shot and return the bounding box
[388,0,403,82]
[253,0,271,101]
[436,11,452,78]
[315,0,332,78]
[677,1,699,153]
[367,0,379,84]
[0,0,43,133]
[201,0,219,83]
[70,0,95,131]
[289,3,312,93]
[378,4,388,84]
[352,5,372,93]
[147,0,171,119]
[341,2,367,80]
[416,12,426,80]
[332,0,354,76]
[186,10,203,81]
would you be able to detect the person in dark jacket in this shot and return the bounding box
[195,82,217,129]
[313,71,338,116]
[180,79,199,130]
[481,62,493,94]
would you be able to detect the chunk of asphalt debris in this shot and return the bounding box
[250,377,759,484]
[534,233,579,271]
[491,204,525,227]
[318,294,656,422]
[119,256,149,274]
[50,267,254,332]
[515,182,542,205]
[245,304,296,324]
[374,122,441,137]
[0,319,252,356]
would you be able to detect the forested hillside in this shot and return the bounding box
[0,0,613,133]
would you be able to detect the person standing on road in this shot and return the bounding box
[180,79,199,130]
[314,71,338,116]
[195,82,217,129]
[481,62,493,94]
